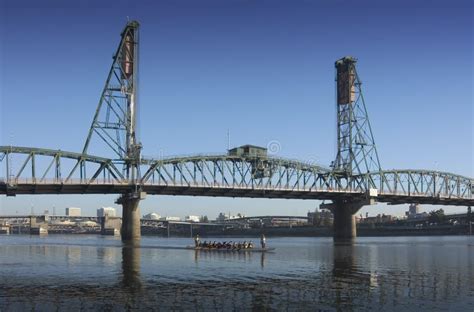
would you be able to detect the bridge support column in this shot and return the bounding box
[333,203,357,241]
[322,198,374,242]
[116,192,146,242]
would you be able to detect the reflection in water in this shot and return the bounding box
[333,242,356,278]
[332,242,369,310]
[191,249,254,263]
[97,246,116,265]
[65,246,82,265]
[0,236,473,310]
[190,249,267,269]
[121,244,141,290]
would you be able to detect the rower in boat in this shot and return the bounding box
[190,238,269,251]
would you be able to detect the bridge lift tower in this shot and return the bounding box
[82,21,145,241]
[325,56,381,241]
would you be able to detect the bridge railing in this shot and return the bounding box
[1,146,472,203]
[4,177,362,193]
[3,175,471,199]
[366,170,472,201]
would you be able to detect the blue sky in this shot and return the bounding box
[1,0,473,218]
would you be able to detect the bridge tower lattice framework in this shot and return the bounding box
[82,20,145,242]
[324,56,381,241]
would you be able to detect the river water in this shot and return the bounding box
[0,235,473,311]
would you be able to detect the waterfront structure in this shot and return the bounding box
[51,219,75,226]
[308,209,333,227]
[216,213,247,222]
[160,216,181,222]
[220,215,308,229]
[0,225,9,234]
[143,213,160,220]
[97,207,116,218]
[409,204,420,215]
[66,207,81,217]
[359,214,396,224]
[405,204,428,219]
[79,220,99,227]
[0,21,472,243]
[185,215,200,223]
[216,213,227,222]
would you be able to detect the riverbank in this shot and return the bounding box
[142,224,471,237]
[3,224,470,237]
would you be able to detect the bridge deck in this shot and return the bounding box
[1,182,471,206]
[1,146,472,207]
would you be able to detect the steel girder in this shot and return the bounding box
[0,146,472,206]
[365,170,473,204]
[0,146,125,185]
[140,155,332,191]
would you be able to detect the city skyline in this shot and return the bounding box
[1,0,473,217]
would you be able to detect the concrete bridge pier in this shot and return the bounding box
[322,198,375,242]
[333,203,358,240]
[116,191,146,242]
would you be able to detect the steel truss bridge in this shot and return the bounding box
[1,21,472,240]
[1,146,471,206]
